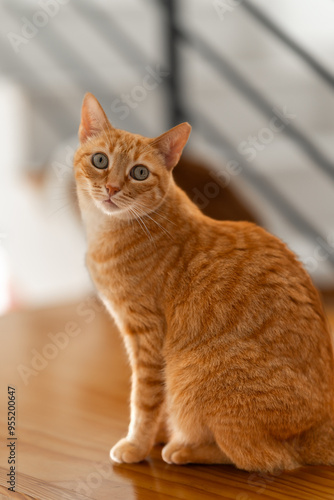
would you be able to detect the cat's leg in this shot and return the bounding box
[110,333,165,464]
[162,418,231,465]
[293,419,334,466]
[154,402,169,445]
[162,440,232,465]
[214,427,300,473]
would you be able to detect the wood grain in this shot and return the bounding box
[0,298,334,500]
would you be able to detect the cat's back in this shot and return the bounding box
[205,218,324,312]
[169,217,315,303]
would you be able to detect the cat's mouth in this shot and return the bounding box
[103,198,119,209]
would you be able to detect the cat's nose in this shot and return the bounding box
[106,184,120,197]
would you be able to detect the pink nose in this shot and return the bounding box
[106,184,120,197]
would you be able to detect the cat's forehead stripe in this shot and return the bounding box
[111,138,146,162]
[112,152,130,174]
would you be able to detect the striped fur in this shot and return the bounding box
[73,93,334,472]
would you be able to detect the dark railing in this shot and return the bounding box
[188,110,334,266]
[161,0,334,268]
[241,1,334,90]
[174,24,334,184]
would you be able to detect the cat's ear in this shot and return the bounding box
[79,93,112,143]
[152,122,191,170]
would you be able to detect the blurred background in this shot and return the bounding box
[1,0,334,314]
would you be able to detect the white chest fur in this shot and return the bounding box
[99,292,125,332]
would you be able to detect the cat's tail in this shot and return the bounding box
[293,419,334,466]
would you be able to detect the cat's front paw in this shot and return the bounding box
[110,438,148,464]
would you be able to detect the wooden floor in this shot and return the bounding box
[1,298,334,500]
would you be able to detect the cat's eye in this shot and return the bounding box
[92,153,109,169]
[130,165,149,181]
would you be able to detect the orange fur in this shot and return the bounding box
[73,93,334,473]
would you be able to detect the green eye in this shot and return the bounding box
[92,153,108,169]
[130,165,149,181]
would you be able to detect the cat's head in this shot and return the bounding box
[73,93,191,219]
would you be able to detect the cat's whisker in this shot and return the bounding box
[130,206,156,246]
[133,199,176,226]
[127,208,135,232]
[129,207,154,245]
[131,198,176,227]
[110,192,175,238]
[133,204,173,240]
[130,206,151,235]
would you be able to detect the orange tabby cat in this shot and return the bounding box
[73,93,334,472]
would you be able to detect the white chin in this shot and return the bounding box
[101,204,120,215]
[98,200,128,217]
